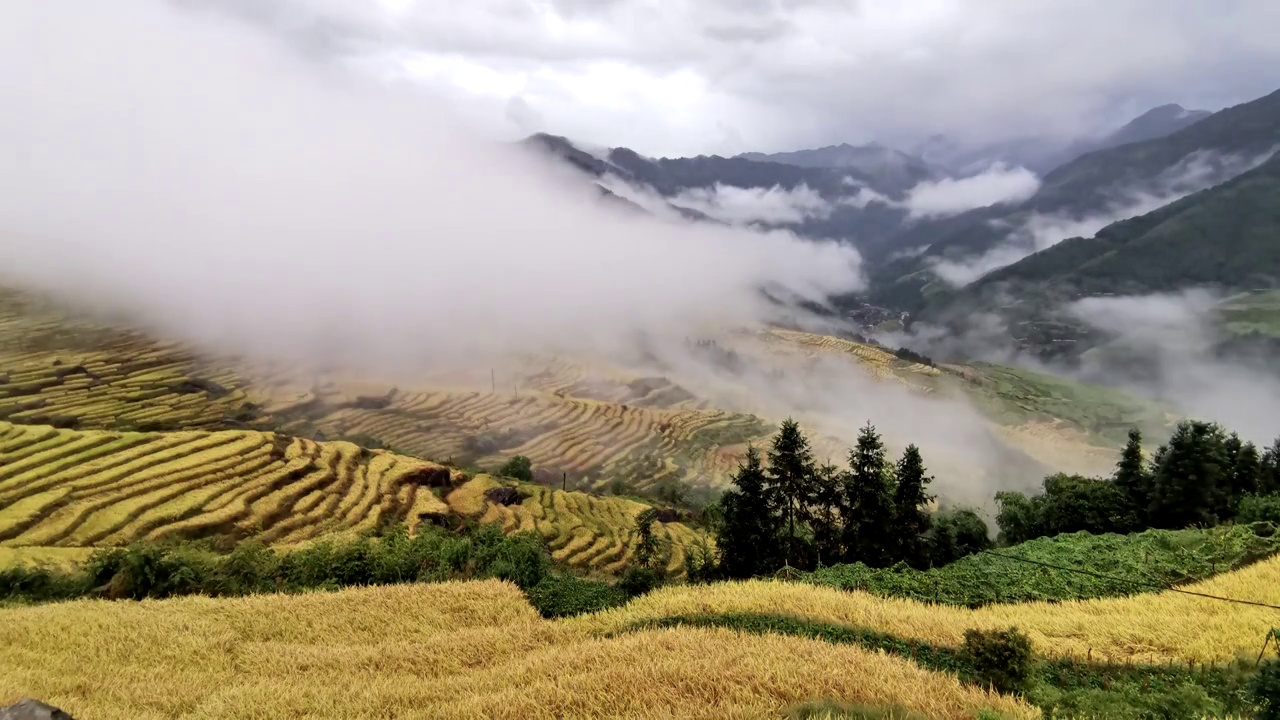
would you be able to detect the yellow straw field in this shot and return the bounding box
[0,580,1032,720]
[571,555,1280,664]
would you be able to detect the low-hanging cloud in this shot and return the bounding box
[0,0,1105,508]
[669,183,834,225]
[0,0,864,371]
[903,163,1040,219]
[1066,290,1280,445]
[929,147,1278,287]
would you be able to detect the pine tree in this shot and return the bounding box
[1149,420,1230,529]
[807,461,844,566]
[1112,428,1152,530]
[892,444,935,567]
[765,419,818,568]
[716,446,779,578]
[841,421,896,567]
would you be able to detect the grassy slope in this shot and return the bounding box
[802,526,1280,606]
[0,580,1031,720]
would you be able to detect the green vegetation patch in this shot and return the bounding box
[0,522,638,618]
[1220,289,1280,339]
[801,526,1280,607]
[959,361,1169,444]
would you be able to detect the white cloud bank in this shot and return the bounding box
[0,0,864,372]
[670,183,834,225]
[903,163,1041,218]
[1067,290,1280,445]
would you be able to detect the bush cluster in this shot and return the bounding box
[0,522,645,619]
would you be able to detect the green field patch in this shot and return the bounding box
[802,526,1280,607]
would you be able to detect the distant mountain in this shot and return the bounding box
[736,142,945,190]
[913,134,1067,177]
[904,143,1280,362]
[870,88,1280,312]
[1104,104,1213,148]
[519,132,922,258]
[914,103,1212,177]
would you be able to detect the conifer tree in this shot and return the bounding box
[808,461,844,566]
[1149,420,1229,528]
[892,444,935,566]
[715,446,779,578]
[841,421,895,567]
[1112,428,1152,529]
[765,418,818,568]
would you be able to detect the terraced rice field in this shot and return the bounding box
[0,581,1033,720]
[0,287,1135,502]
[304,387,773,494]
[756,328,942,385]
[446,475,711,578]
[0,422,450,549]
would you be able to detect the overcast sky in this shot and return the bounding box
[179,1,1280,156]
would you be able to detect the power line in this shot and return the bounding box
[979,549,1280,611]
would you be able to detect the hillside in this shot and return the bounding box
[871,87,1280,311]
[1,286,1166,503]
[913,154,1280,358]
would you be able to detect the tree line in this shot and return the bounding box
[713,417,1280,579]
[714,419,991,578]
[996,420,1280,545]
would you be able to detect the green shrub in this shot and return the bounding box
[618,566,663,597]
[1252,658,1280,720]
[498,455,534,482]
[524,574,629,618]
[1239,494,1280,525]
[1031,681,1222,720]
[960,627,1032,696]
[0,522,555,604]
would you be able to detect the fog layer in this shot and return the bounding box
[0,0,862,369]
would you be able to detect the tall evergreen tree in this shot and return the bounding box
[765,419,818,568]
[808,461,844,566]
[841,421,896,567]
[1112,428,1152,529]
[1149,420,1230,528]
[716,446,779,578]
[891,444,935,567]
